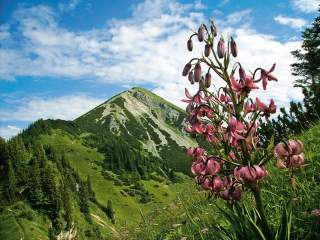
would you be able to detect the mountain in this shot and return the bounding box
[75,87,196,173]
[0,87,196,240]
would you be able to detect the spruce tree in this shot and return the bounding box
[86,175,96,202]
[291,9,320,119]
[5,159,17,202]
[79,180,91,222]
[106,200,115,224]
[60,183,72,229]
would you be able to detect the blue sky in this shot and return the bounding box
[0,0,319,139]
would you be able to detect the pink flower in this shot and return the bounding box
[288,153,305,168]
[274,139,305,169]
[206,158,221,175]
[226,118,245,146]
[274,142,289,159]
[191,162,206,175]
[220,187,241,201]
[194,147,205,156]
[212,176,223,192]
[261,63,277,90]
[287,140,304,155]
[231,75,258,96]
[187,147,194,157]
[201,178,212,190]
[244,102,256,113]
[234,165,267,183]
[256,98,276,118]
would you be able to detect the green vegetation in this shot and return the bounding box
[127,123,320,239]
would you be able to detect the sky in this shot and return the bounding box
[0,0,319,139]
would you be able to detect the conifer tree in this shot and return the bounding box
[86,175,96,202]
[79,180,91,222]
[5,159,17,202]
[60,183,72,229]
[106,200,115,224]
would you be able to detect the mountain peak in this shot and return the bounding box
[75,87,195,172]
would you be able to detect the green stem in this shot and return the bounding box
[252,186,273,240]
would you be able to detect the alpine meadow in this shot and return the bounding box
[0,1,319,240]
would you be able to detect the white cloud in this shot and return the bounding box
[0,95,104,122]
[292,0,319,13]
[58,0,81,12]
[0,0,304,116]
[274,15,307,29]
[0,125,20,140]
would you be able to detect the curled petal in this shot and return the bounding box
[212,176,223,192]
[202,178,212,190]
[274,142,289,159]
[276,159,287,169]
[206,159,221,175]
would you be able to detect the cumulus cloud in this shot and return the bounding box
[0,95,104,122]
[292,0,319,13]
[0,125,20,140]
[274,15,307,29]
[0,0,304,116]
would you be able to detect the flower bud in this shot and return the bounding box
[182,62,192,76]
[210,21,217,37]
[198,24,205,42]
[187,39,193,51]
[187,147,194,156]
[239,67,246,81]
[205,73,211,88]
[204,44,211,57]
[188,71,195,84]
[199,76,205,90]
[230,37,237,57]
[217,38,225,59]
[194,63,201,82]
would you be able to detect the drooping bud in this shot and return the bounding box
[239,66,246,81]
[182,62,192,76]
[217,38,225,59]
[230,37,237,57]
[204,44,211,57]
[194,63,201,82]
[210,21,217,37]
[188,71,195,84]
[187,39,193,51]
[187,147,194,157]
[199,76,205,90]
[197,24,205,42]
[205,73,211,88]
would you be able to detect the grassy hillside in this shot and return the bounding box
[127,123,320,239]
[0,127,192,240]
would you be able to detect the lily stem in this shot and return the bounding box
[251,186,273,239]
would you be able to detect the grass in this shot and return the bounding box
[40,129,192,234]
[125,123,320,239]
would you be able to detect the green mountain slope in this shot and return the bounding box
[0,87,195,240]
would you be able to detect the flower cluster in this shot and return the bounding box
[274,140,305,168]
[182,21,304,202]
